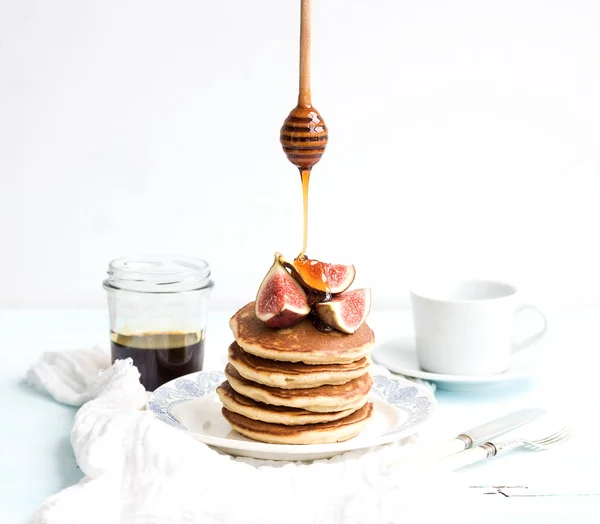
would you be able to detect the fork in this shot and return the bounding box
[439,425,573,471]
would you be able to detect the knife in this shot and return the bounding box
[389,408,546,467]
[439,419,572,471]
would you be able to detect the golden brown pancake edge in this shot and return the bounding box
[229,302,375,364]
[216,381,357,425]
[222,402,374,444]
[227,342,370,388]
[224,363,372,412]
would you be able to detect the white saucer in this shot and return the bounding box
[372,337,544,392]
[148,370,436,461]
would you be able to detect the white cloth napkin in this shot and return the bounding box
[26,348,479,524]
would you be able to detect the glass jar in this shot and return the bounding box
[103,255,214,391]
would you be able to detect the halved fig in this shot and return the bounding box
[314,288,371,334]
[255,254,310,328]
[280,255,356,294]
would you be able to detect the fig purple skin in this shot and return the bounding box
[255,256,310,329]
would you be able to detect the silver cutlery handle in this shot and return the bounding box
[441,440,523,470]
[432,436,471,460]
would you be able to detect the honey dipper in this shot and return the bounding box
[280,0,328,170]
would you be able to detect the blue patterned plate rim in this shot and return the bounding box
[148,371,437,454]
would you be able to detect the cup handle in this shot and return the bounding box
[511,304,548,353]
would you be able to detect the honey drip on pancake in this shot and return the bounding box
[310,312,333,333]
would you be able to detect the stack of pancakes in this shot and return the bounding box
[217,302,376,444]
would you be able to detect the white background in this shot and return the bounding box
[1,0,599,310]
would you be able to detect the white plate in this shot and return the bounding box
[148,370,436,461]
[372,336,545,392]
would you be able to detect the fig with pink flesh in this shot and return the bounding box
[255,255,311,328]
[278,255,356,295]
[314,288,371,334]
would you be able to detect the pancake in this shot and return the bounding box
[222,402,374,444]
[225,363,372,413]
[230,302,375,364]
[216,381,358,425]
[227,342,370,389]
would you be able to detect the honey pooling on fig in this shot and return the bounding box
[287,256,355,296]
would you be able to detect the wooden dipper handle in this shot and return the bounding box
[298,0,311,108]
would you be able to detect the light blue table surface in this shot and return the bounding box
[2,308,599,523]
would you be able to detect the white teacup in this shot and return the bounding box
[410,280,547,376]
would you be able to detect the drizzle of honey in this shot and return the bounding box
[299,168,311,259]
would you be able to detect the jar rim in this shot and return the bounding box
[103,254,214,293]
